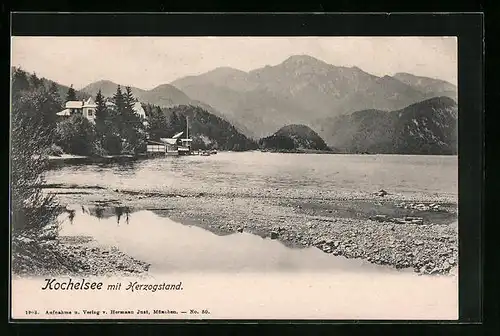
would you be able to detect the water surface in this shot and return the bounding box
[46,152,458,199]
[60,206,410,274]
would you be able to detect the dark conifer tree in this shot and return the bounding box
[48,82,59,96]
[66,84,77,101]
[112,85,125,136]
[94,90,108,143]
[30,72,42,88]
[41,81,62,135]
[12,67,30,98]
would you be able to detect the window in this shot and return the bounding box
[87,109,94,117]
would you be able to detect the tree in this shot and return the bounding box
[40,84,62,136]
[55,114,96,156]
[123,86,135,113]
[48,82,59,96]
[113,85,125,111]
[30,72,43,89]
[119,86,145,154]
[92,90,109,155]
[112,85,125,135]
[11,67,30,99]
[147,105,169,140]
[11,68,61,233]
[66,84,77,101]
[94,90,107,133]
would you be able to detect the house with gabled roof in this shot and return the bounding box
[56,97,97,123]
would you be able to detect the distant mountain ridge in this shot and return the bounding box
[171,55,457,139]
[316,96,458,155]
[393,73,457,100]
[81,80,192,107]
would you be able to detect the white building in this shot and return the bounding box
[57,98,147,126]
[56,97,97,123]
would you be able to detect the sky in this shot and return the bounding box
[11,36,457,90]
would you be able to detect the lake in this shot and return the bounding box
[27,152,458,320]
[45,152,458,201]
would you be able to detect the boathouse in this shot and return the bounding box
[146,140,166,154]
[160,138,180,155]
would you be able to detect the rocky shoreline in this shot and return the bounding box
[11,228,150,278]
[165,200,458,276]
[44,182,459,276]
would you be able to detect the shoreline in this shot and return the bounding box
[47,152,459,165]
[11,231,150,279]
[41,182,458,277]
[47,153,149,166]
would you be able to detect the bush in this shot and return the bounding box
[102,134,123,155]
[11,77,62,234]
[44,144,64,157]
[55,115,96,156]
[92,141,108,157]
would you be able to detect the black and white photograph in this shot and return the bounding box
[10,35,459,320]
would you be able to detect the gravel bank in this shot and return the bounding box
[11,228,150,278]
[46,183,458,276]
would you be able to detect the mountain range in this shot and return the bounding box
[78,55,457,141]
[16,55,458,155]
[171,55,457,139]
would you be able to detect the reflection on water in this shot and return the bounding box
[95,207,104,219]
[114,206,131,225]
[59,205,412,275]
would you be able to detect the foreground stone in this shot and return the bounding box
[11,233,150,277]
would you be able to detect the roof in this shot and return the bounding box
[84,97,97,108]
[57,109,71,116]
[172,132,184,139]
[65,101,83,109]
[180,139,193,142]
[160,138,178,145]
[147,140,165,145]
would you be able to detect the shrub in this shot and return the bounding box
[103,134,123,155]
[55,114,96,156]
[11,79,62,234]
[92,141,108,157]
[44,144,64,157]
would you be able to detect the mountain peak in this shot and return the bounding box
[281,54,328,67]
[209,66,246,73]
